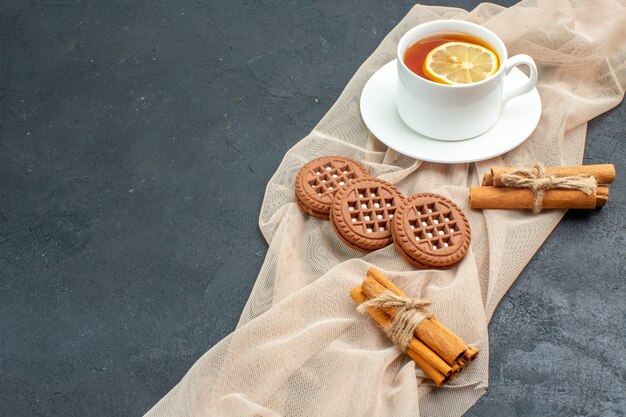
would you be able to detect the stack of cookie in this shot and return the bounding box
[295,156,471,269]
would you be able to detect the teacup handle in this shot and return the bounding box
[502,54,538,108]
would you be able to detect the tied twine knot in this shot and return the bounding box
[357,292,432,351]
[500,163,597,213]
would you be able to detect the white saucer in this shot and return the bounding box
[360,60,542,164]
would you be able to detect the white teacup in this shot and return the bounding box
[396,20,538,141]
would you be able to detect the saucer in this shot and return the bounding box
[360,60,542,164]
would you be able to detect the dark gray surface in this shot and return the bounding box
[1,1,623,416]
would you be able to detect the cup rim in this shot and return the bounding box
[397,19,508,89]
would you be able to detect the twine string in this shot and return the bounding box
[499,163,597,213]
[357,292,432,351]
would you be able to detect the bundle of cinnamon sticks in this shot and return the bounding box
[350,268,478,386]
[470,164,615,210]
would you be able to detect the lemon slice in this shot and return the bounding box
[423,41,499,85]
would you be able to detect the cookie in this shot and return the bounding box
[330,178,405,252]
[391,193,471,269]
[295,156,369,219]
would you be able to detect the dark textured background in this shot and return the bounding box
[1,0,624,416]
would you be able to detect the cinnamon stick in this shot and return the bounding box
[361,277,466,365]
[449,363,463,380]
[367,268,472,359]
[350,287,449,386]
[596,186,609,207]
[366,268,406,297]
[408,337,454,378]
[482,171,494,186]
[405,349,448,386]
[469,185,609,210]
[486,164,615,186]
[429,317,471,353]
[350,286,453,377]
[463,345,480,362]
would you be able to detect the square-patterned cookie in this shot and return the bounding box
[391,193,471,269]
[295,156,369,219]
[330,178,405,252]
